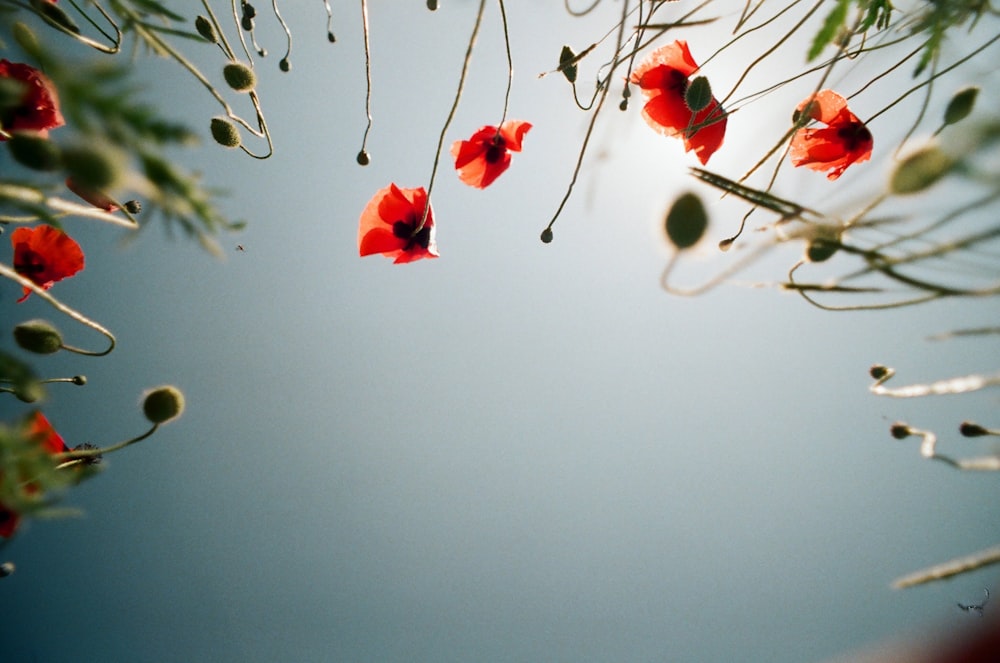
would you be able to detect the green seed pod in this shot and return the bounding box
[805,237,838,263]
[8,132,61,171]
[61,141,122,192]
[30,0,80,34]
[195,16,218,43]
[943,86,979,127]
[223,62,256,92]
[540,228,553,244]
[559,46,578,84]
[142,385,186,424]
[684,76,712,112]
[13,319,63,355]
[356,150,370,166]
[12,21,42,60]
[890,146,953,195]
[958,421,988,437]
[210,117,241,148]
[664,192,708,250]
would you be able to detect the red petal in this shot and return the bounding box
[498,120,531,152]
[359,226,406,257]
[629,40,698,87]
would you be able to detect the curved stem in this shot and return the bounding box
[0,263,116,356]
[53,424,159,464]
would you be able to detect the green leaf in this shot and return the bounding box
[808,0,850,61]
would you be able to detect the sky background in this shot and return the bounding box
[1,2,998,661]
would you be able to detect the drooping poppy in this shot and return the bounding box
[0,412,69,539]
[451,120,532,188]
[358,184,438,264]
[0,59,65,140]
[629,40,727,165]
[11,224,85,302]
[789,89,873,180]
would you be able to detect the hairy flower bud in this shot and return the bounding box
[195,16,217,43]
[943,86,979,127]
[210,117,241,148]
[13,319,63,355]
[664,192,708,250]
[684,76,712,112]
[30,0,80,34]
[890,146,953,195]
[8,132,61,171]
[223,62,256,92]
[142,385,185,424]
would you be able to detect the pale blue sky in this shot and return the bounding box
[1,3,998,661]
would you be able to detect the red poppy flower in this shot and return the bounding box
[789,89,873,180]
[0,59,65,140]
[11,224,85,302]
[0,504,19,539]
[0,412,69,539]
[451,120,532,188]
[358,184,438,264]
[629,40,727,165]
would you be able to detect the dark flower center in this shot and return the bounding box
[667,68,688,95]
[14,249,46,276]
[392,220,431,251]
[836,122,872,151]
[485,135,506,163]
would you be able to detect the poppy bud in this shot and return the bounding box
[0,562,14,578]
[223,62,256,92]
[427,0,439,9]
[142,385,185,424]
[869,364,890,380]
[195,16,217,43]
[684,76,712,112]
[210,117,241,148]
[805,238,838,263]
[30,0,80,34]
[540,227,553,244]
[664,192,708,250]
[559,46,578,84]
[356,149,371,166]
[14,380,43,403]
[958,421,988,437]
[13,319,63,355]
[61,141,122,192]
[279,58,291,73]
[12,21,42,60]
[72,375,86,385]
[890,422,911,439]
[890,146,952,195]
[328,31,336,43]
[242,3,257,19]
[8,132,61,171]
[124,200,142,214]
[943,86,979,127]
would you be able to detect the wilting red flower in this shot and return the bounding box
[451,120,532,188]
[629,40,727,165]
[358,184,438,264]
[65,177,119,212]
[0,59,64,140]
[790,89,873,180]
[0,412,69,539]
[11,224,85,302]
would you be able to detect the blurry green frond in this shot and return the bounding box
[909,0,993,75]
[808,0,851,61]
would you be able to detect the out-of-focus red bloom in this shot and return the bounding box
[0,59,64,139]
[629,40,727,165]
[11,224,85,302]
[65,177,119,212]
[358,184,438,264]
[26,411,70,455]
[0,504,19,539]
[451,120,532,188]
[0,413,69,539]
[790,89,873,180]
